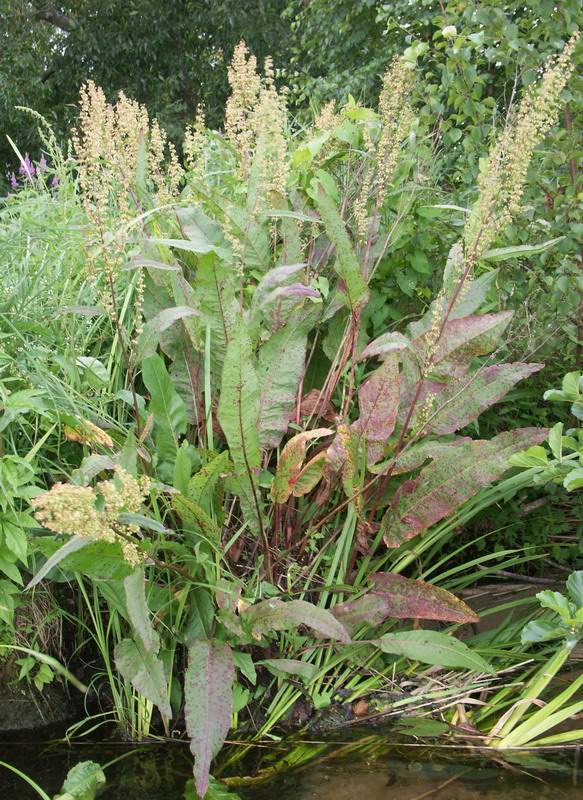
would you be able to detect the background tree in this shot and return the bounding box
[1,0,291,180]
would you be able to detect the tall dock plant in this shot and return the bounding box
[27,33,580,798]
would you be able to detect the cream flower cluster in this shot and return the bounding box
[32,467,151,567]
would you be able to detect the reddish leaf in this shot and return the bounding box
[325,424,362,507]
[371,572,478,622]
[413,311,513,378]
[370,438,473,476]
[354,353,400,465]
[332,573,477,634]
[185,639,234,799]
[382,428,548,547]
[359,332,410,361]
[422,362,544,435]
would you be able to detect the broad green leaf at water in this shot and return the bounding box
[378,630,494,673]
[183,777,242,800]
[54,761,106,800]
[185,639,234,799]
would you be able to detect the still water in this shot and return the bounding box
[1,735,581,800]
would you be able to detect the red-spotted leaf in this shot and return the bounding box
[185,639,234,799]
[359,332,410,362]
[271,428,332,503]
[114,635,172,719]
[257,319,313,449]
[354,353,400,465]
[370,572,478,622]
[409,259,499,338]
[332,573,478,634]
[422,362,544,435]
[242,599,351,643]
[382,427,548,547]
[413,311,513,379]
[370,438,473,477]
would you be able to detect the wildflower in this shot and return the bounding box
[18,154,34,180]
[38,156,47,172]
[9,173,18,189]
[32,466,152,567]
[464,32,580,262]
[51,175,59,187]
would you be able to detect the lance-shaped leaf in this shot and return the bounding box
[124,567,155,651]
[315,182,369,310]
[326,424,362,505]
[354,353,400,465]
[217,316,265,534]
[423,362,544,435]
[135,306,201,361]
[370,438,473,477]
[292,451,326,497]
[382,428,548,547]
[185,640,234,799]
[359,332,411,362]
[260,659,318,682]
[172,494,222,544]
[242,599,351,643]
[271,428,333,503]
[377,630,494,673]
[195,253,239,382]
[409,264,499,338]
[413,311,513,379]
[257,319,312,449]
[142,354,187,472]
[332,572,478,635]
[188,451,233,515]
[114,635,172,718]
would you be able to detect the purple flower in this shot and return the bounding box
[18,154,35,180]
[51,175,59,187]
[9,173,18,188]
[38,156,47,172]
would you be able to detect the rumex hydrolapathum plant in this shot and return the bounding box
[25,34,581,799]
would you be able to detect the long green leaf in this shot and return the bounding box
[142,354,187,477]
[378,630,494,673]
[124,568,154,652]
[242,599,351,642]
[315,182,369,310]
[216,316,264,534]
[114,635,172,718]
